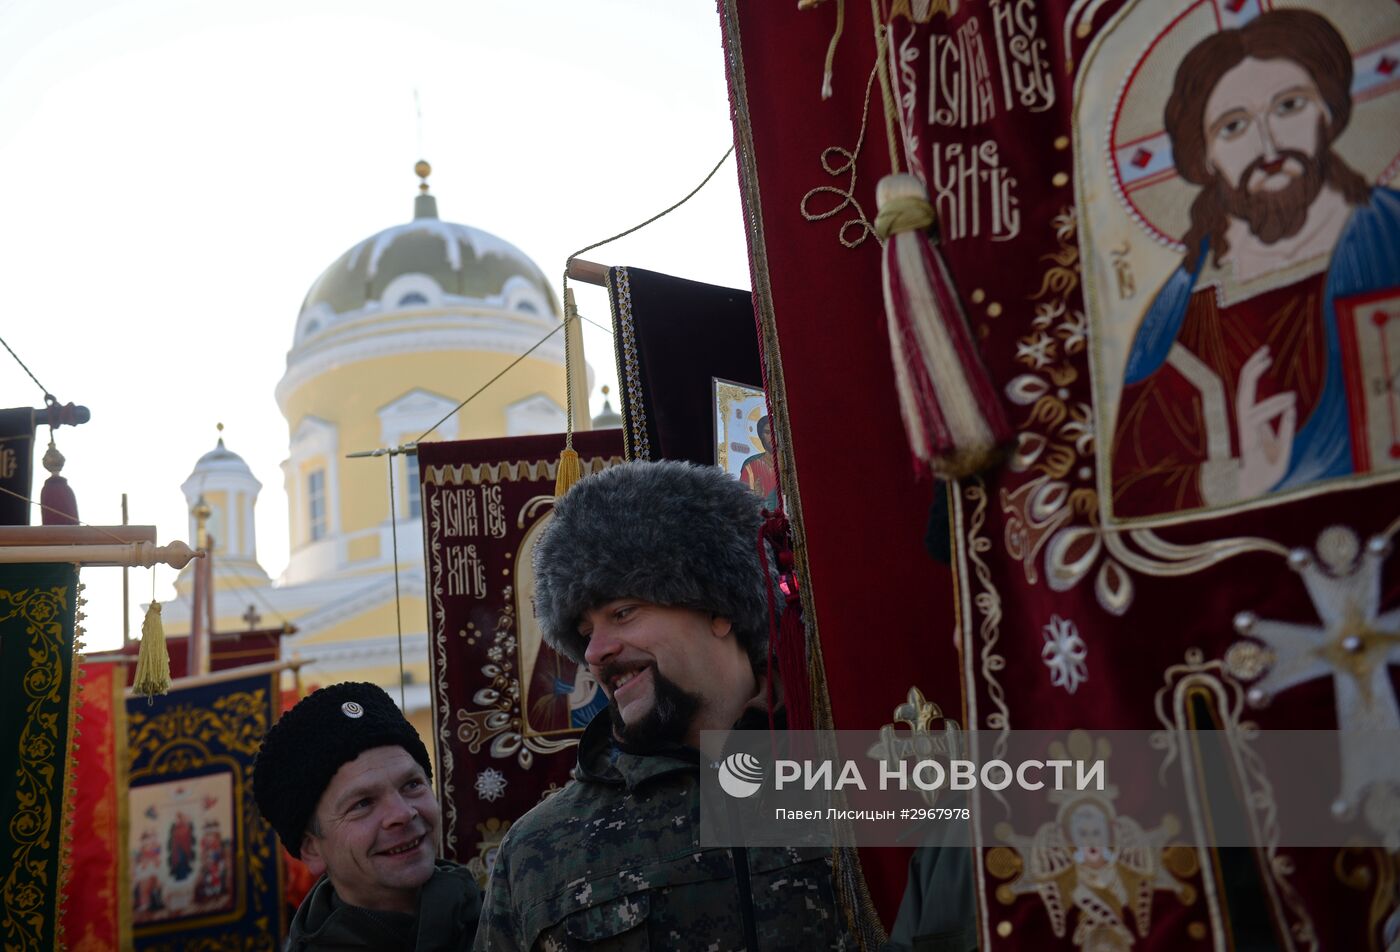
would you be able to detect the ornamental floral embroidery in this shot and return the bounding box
[454,588,575,770]
[1041,615,1089,694]
[475,768,508,802]
[1001,207,1134,616]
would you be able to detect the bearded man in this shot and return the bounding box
[1110,8,1400,518]
[473,460,854,950]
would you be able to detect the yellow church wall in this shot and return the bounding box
[236,491,247,553]
[301,661,431,689]
[289,595,429,647]
[200,488,229,552]
[347,533,381,563]
[408,708,437,775]
[280,347,565,539]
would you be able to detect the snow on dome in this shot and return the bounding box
[191,437,255,478]
[295,182,557,330]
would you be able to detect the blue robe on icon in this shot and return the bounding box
[1121,187,1400,492]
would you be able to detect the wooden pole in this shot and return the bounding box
[0,540,201,568]
[564,289,593,432]
[0,525,156,545]
[122,494,131,645]
[190,545,209,677]
[123,656,306,700]
[566,257,609,287]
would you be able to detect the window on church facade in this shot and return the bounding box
[308,469,326,541]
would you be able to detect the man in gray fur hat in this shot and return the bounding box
[473,460,854,950]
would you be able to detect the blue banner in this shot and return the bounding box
[126,669,283,949]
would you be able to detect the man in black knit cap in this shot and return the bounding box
[254,681,480,950]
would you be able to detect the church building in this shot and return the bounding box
[161,162,600,745]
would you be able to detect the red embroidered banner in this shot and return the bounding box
[719,0,965,931]
[420,430,624,885]
[64,660,129,952]
[723,0,1400,947]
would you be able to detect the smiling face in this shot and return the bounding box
[300,745,439,914]
[581,599,744,748]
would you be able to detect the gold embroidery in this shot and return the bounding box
[991,731,1194,948]
[465,818,513,889]
[1153,654,1318,950]
[1,580,74,952]
[127,689,277,939]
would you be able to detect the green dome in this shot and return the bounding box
[298,194,557,320]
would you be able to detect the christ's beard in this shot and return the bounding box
[607,666,701,750]
[1220,147,1324,245]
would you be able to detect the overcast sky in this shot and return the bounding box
[0,0,752,650]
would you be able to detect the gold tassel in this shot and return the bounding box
[555,283,586,500]
[555,447,581,498]
[133,601,170,700]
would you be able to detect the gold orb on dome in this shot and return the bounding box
[415,159,432,180]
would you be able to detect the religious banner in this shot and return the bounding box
[0,562,80,952]
[606,266,764,465]
[0,408,36,525]
[64,659,131,952]
[719,1,968,935]
[723,0,1400,947]
[420,429,625,885]
[126,668,283,950]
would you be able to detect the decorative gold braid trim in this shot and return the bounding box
[965,480,1011,761]
[425,479,459,855]
[604,266,651,462]
[56,575,85,952]
[423,455,623,488]
[113,657,133,951]
[720,1,883,948]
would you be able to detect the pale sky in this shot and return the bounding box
[0,0,752,651]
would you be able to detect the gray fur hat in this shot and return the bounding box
[533,460,773,668]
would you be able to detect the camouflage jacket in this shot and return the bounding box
[286,860,481,952]
[472,712,855,950]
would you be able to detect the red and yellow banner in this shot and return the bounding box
[64,659,130,951]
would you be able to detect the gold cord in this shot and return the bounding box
[869,0,902,176]
[821,0,846,100]
[556,144,736,449]
[799,59,880,248]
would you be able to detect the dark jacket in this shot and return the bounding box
[286,860,481,951]
[473,711,856,950]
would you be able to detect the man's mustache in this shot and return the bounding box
[595,660,650,689]
[1236,148,1313,190]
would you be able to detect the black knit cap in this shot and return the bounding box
[253,681,432,858]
